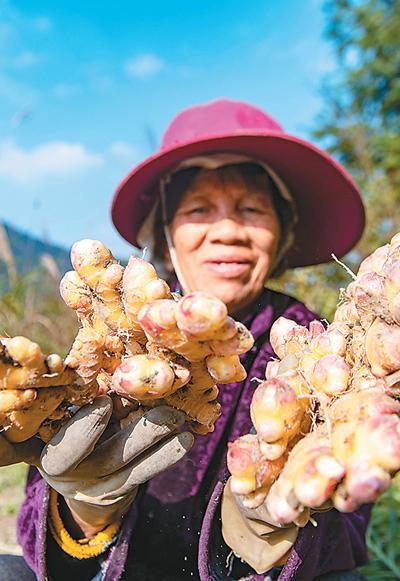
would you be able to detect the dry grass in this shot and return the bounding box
[0,271,78,554]
[0,272,78,355]
[0,464,27,554]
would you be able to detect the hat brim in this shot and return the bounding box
[111,131,365,269]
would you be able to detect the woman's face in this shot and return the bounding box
[169,166,281,314]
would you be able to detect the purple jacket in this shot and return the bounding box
[17,289,370,580]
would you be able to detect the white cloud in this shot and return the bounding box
[124,53,164,79]
[0,139,103,184]
[109,141,139,160]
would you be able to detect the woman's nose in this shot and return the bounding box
[207,217,249,245]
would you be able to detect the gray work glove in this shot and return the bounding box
[222,479,331,574]
[0,433,44,466]
[2,396,193,532]
[221,479,304,574]
[40,396,193,530]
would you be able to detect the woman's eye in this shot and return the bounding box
[187,206,207,214]
[241,206,262,213]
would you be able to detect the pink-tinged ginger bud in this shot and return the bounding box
[227,434,270,495]
[329,389,400,424]
[210,322,254,356]
[270,317,309,359]
[111,354,176,400]
[102,263,124,288]
[59,271,92,313]
[209,317,238,342]
[349,273,386,317]
[266,433,344,524]
[309,320,326,339]
[278,370,311,411]
[333,300,359,325]
[389,292,400,325]
[332,485,362,513]
[70,239,114,283]
[265,359,280,379]
[259,437,289,460]
[344,461,391,504]
[383,260,400,300]
[311,354,350,397]
[365,317,400,377]
[250,378,303,443]
[122,257,163,324]
[357,244,390,277]
[294,452,345,508]
[144,278,171,302]
[390,232,400,254]
[299,351,320,379]
[295,434,345,502]
[310,327,347,358]
[352,415,400,473]
[265,476,301,525]
[276,353,299,376]
[206,355,246,384]
[124,256,158,288]
[138,300,179,341]
[176,292,228,340]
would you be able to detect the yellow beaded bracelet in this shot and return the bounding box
[48,489,121,559]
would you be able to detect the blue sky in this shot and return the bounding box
[0,0,336,258]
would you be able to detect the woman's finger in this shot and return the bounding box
[74,406,186,478]
[40,395,113,476]
[65,431,194,501]
[0,434,43,467]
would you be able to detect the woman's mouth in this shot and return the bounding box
[203,258,252,278]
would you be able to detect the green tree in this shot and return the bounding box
[271,0,400,321]
[319,0,400,181]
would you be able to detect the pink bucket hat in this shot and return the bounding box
[111,98,365,268]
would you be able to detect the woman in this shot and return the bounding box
[4,99,369,580]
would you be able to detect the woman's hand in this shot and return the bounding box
[0,433,44,467]
[38,396,193,536]
[220,478,309,575]
[229,483,310,528]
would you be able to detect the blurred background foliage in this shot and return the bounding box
[271,0,400,323]
[0,0,400,573]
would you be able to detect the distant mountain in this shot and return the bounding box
[0,221,71,281]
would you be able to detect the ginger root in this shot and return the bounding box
[227,231,400,521]
[0,336,98,442]
[1,239,254,440]
[42,240,253,435]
